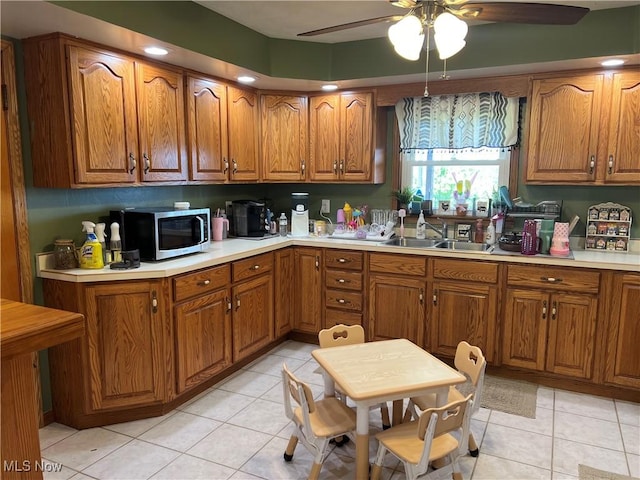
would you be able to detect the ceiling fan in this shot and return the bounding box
[297,1,591,38]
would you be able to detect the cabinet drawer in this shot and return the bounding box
[325,250,364,271]
[325,270,363,291]
[507,265,600,294]
[173,264,230,302]
[433,259,498,283]
[324,309,362,328]
[325,289,363,311]
[232,253,274,283]
[370,253,427,276]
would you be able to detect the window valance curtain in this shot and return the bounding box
[395,92,521,151]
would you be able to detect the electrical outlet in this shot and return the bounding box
[321,199,331,214]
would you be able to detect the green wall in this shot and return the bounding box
[5,2,639,412]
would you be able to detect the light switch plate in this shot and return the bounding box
[321,199,330,214]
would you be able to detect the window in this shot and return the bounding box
[401,147,511,207]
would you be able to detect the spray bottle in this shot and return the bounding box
[95,222,108,264]
[79,221,104,269]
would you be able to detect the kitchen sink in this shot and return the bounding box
[382,238,443,248]
[433,240,493,252]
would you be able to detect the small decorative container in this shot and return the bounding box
[54,239,78,269]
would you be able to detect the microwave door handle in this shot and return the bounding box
[195,215,206,244]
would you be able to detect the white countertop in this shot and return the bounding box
[37,235,640,282]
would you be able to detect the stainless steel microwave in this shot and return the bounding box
[110,207,210,261]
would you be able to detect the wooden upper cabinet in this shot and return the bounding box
[187,75,229,182]
[525,69,640,185]
[309,92,374,182]
[135,62,187,182]
[68,46,138,184]
[526,74,604,183]
[260,94,308,181]
[603,71,640,183]
[227,87,260,181]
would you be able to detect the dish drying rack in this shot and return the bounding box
[505,200,562,219]
[330,228,396,242]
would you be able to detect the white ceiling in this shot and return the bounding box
[195,0,639,43]
[1,0,638,91]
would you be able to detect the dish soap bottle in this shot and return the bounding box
[79,221,104,269]
[485,220,496,246]
[415,210,427,240]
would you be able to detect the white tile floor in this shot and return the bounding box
[39,340,640,480]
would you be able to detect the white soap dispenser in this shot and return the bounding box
[415,210,427,240]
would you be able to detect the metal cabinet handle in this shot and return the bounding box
[250,264,260,271]
[129,153,136,173]
[337,298,349,305]
[432,290,437,305]
[338,258,347,263]
[339,159,344,174]
[551,300,557,320]
[226,296,231,312]
[588,155,595,174]
[143,153,150,173]
[223,158,229,174]
[232,159,238,174]
[337,278,347,284]
[151,290,158,313]
[315,256,319,269]
[198,279,211,286]
[333,160,338,174]
[301,159,306,176]
[419,288,424,304]
[541,277,563,283]
[542,300,547,320]
[235,296,240,310]
[608,155,614,174]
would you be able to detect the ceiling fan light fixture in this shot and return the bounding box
[392,33,425,61]
[388,14,425,61]
[433,12,468,59]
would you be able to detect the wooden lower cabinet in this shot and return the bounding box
[44,279,168,427]
[324,250,364,327]
[368,253,427,345]
[502,265,599,379]
[604,273,640,389]
[293,247,323,333]
[274,248,294,337]
[174,289,232,394]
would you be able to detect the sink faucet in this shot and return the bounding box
[422,218,448,239]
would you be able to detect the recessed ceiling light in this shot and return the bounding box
[322,84,338,91]
[601,59,625,67]
[237,75,256,84]
[144,46,168,56]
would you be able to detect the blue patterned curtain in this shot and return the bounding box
[395,92,521,151]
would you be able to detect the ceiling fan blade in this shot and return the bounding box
[297,15,404,37]
[454,2,589,25]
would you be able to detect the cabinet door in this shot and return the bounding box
[369,274,425,345]
[603,71,640,184]
[274,248,294,337]
[526,74,604,183]
[502,288,548,370]
[85,281,165,410]
[174,288,232,393]
[309,95,340,181]
[546,293,597,379]
[604,273,640,389]
[187,76,228,182]
[260,95,308,181]
[232,274,274,361]
[68,46,138,184]
[228,87,260,181]
[430,281,497,363]
[135,62,187,182]
[340,92,373,182]
[293,247,323,333]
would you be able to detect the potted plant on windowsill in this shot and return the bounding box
[392,186,415,211]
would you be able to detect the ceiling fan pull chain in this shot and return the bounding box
[424,22,431,97]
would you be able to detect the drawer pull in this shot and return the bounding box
[337,278,347,284]
[337,298,349,305]
[236,296,240,310]
[338,258,347,263]
[420,288,424,305]
[198,279,211,286]
[151,290,158,313]
[433,290,437,305]
[551,300,557,320]
[541,277,563,283]
[542,300,547,320]
[250,265,260,271]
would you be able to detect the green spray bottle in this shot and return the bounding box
[79,221,104,269]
